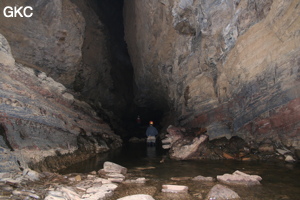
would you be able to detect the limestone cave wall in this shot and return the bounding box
[0,0,135,126]
[0,33,122,172]
[124,0,300,148]
[0,0,125,171]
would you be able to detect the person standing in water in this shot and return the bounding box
[146,121,158,146]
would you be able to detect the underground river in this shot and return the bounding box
[60,143,300,200]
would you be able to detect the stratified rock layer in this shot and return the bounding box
[0,34,121,172]
[0,0,134,130]
[0,0,85,87]
[124,0,300,149]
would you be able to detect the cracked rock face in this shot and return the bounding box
[124,0,300,148]
[0,0,85,87]
[0,0,134,133]
[0,34,122,172]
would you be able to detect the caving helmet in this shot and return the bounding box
[149,121,154,125]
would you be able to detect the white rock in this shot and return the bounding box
[0,34,15,67]
[276,148,291,155]
[124,177,146,184]
[285,155,295,163]
[44,195,65,200]
[86,186,103,194]
[162,144,171,149]
[101,183,118,191]
[85,183,102,193]
[45,191,65,200]
[217,170,262,186]
[86,183,117,194]
[37,72,47,80]
[205,184,240,200]
[62,92,74,102]
[162,138,172,144]
[23,168,40,181]
[83,184,117,200]
[117,194,155,200]
[161,185,188,193]
[82,191,108,200]
[87,174,96,179]
[94,177,111,184]
[103,161,127,174]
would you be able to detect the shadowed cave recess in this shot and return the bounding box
[86,0,167,137]
[0,0,299,173]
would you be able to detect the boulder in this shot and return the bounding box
[285,155,295,163]
[217,170,262,186]
[205,184,240,200]
[117,194,155,200]
[169,134,208,160]
[161,185,188,193]
[103,161,127,175]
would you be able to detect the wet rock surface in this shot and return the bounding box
[0,33,122,172]
[124,0,300,150]
[217,170,262,186]
[0,161,269,200]
[163,125,299,162]
[205,184,240,200]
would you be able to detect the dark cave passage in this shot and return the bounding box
[88,0,169,137]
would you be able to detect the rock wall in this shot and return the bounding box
[124,0,300,148]
[0,0,85,87]
[0,0,133,127]
[0,34,121,172]
[71,0,135,128]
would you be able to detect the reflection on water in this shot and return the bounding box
[147,146,157,158]
[60,143,300,200]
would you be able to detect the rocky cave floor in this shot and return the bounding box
[1,133,299,200]
[0,161,266,200]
